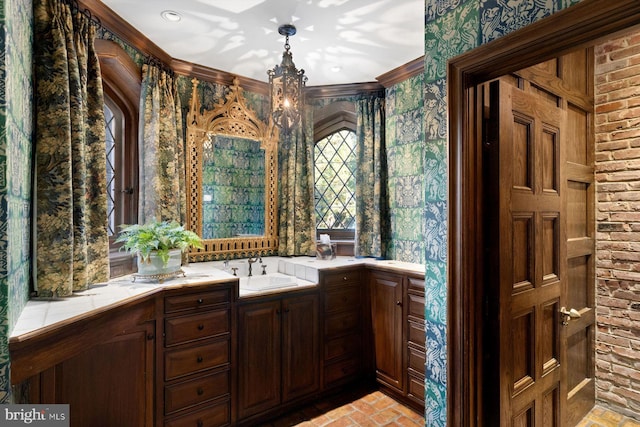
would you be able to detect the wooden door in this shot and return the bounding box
[281,293,320,402]
[370,271,404,392]
[484,76,595,426]
[54,322,155,427]
[237,299,281,420]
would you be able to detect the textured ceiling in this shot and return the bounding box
[100,0,425,86]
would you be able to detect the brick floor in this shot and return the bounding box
[259,388,639,426]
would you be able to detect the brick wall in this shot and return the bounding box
[594,28,640,417]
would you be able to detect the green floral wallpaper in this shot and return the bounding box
[385,74,425,264]
[0,0,33,402]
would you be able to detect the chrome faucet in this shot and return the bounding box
[247,255,262,277]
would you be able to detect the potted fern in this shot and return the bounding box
[116,220,204,277]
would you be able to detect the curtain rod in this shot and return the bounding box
[69,0,102,29]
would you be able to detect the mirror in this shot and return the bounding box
[201,134,265,239]
[186,77,279,260]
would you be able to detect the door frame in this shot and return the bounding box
[446,1,640,426]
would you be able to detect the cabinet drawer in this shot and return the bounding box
[407,373,425,405]
[324,334,360,361]
[165,289,231,314]
[408,293,425,320]
[324,285,360,313]
[164,399,230,427]
[165,310,229,346]
[322,270,361,287]
[165,370,230,415]
[324,311,360,337]
[408,276,424,293]
[324,358,359,386]
[408,346,426,374]
[165,340,229,381]
[407,320,426,349]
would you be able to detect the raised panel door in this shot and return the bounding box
[237,300,281,420]
[369,271,404,392]
[484,72,596,425]
[281,293,320,402]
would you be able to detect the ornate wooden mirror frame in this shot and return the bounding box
[186,77,279,261]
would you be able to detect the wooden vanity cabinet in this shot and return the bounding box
[237,291,319,423]
[319,267,368,389]
[160,284,235,427]
[10,298,156,427]
[368,269,425,412]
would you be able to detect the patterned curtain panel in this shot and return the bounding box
[33,0,109,297]
[277,108,316,256]
[355,96,389,258]
[138,64,186,225]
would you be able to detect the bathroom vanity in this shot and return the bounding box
[9,257,425,426]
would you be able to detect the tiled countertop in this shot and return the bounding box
[10,256,424,341]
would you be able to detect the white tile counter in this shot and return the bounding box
[10,256,424,340]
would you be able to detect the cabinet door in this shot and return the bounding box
[237,300,281,420]
[282,293,319,402]
[53,322,155,427]
[370,272,404,391]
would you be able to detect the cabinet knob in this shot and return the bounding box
[197,324,205,331]
[197,420,203,427]
[197,356,203,363]
[146,333,154,341]
[197,387,204,396]
[343,276,348,281]
[197,298,204,304]
[284,308,290,313]
[396,301,402,306]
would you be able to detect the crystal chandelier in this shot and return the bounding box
[268,24,307,135]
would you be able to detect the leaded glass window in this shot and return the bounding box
[314,129,356,231]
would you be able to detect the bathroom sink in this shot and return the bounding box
[239,273,298,291]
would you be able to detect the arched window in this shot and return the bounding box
[314,102,357,246]
[96,40,141,277]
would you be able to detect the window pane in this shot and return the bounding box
[104,102,116,236]
[314,130,356,231]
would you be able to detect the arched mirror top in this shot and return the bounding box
[187,77,279,261]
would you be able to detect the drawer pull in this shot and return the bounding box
[197,298,204,304]
[197,356,203,363]
[197,387,204,396]
[197,324,205,330]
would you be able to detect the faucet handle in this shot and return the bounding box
[231,267,238,276]
[261,264,267,275]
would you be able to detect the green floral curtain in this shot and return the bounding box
[278,107,316,256]
[33,0,109,297]
[138,64,186,224]
[355,96,389,258]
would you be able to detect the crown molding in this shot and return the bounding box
[305,82,385,99]
[376,56,424,87]
[170,59,269,95]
